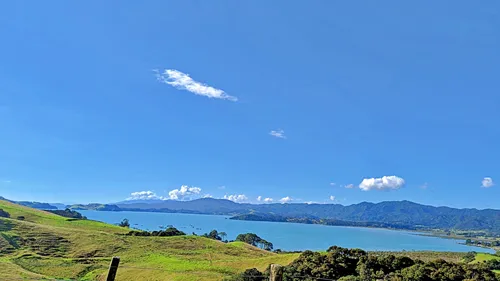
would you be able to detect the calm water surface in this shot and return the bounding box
[80,210,494,253]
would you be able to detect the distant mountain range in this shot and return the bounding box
[0,196,59,210]
[67,198,500,234]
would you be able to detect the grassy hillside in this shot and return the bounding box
[0,200,299,280]
[472,253,500,263]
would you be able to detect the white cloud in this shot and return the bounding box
[263,198,273,203]
[279,196,292,203]
[420,183,429,189]
[257,196,262,201]
[359,175,405,191]
[217,186,226,190]
[127,191,165,200]
[329,195,336,201]
[155,69,237,101]
[330,182,336,186]
[269,129,286,139]
[1,180,11,184]
[168,185,202,200]
[344,184,355,189]
[203,194,213,198]
[224,194,248,203]
[482,177,494,188]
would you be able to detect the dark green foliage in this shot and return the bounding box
[484,259,500,270]
[16,216,25,220]
[118,218,130,228]
[125,227,185,237]
[224,268,266,281]
[0,208,10,218]
[203,230,222,241]
[236,233,273,251]
[46,208,87,219]
[234,246,498,281]
[463,251,477,263]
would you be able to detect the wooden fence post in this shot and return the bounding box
[106,256,120,281]
[269,264,283,281]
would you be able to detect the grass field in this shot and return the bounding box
[472,252,500,263]
[0,200,300,280]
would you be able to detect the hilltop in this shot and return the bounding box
[0,199,299,280]
[71,198,500,234]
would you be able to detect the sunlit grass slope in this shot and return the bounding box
[0,200,299,280]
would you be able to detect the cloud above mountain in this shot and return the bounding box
[127,191,165,200]
[224,194,248,202]
[359,176,405,191]
[279,196,292,203]
[168,185,202,200]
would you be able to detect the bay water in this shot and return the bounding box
[80,210,494,253]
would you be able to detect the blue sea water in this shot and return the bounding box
[80,210,494,253]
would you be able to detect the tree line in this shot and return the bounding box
[46,208,87,220]
[125,227,186,237]
[116,219,274,251]
[199,229,273,251]
[228,246,499,281]
[466,239,500,247]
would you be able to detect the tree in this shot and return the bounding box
[225,268,265,281]
[203,230,222,241]
[235,233,274,251]
[219,231,227,242]
[118,218,130,228]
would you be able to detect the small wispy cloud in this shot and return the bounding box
[203,194,213,198]
[264,198,273,203]
[420,182,429,189]
[481,177,494,188]
[329,195,336,201]
[1,180,11,184]
[344,184,355,189]
[155,69,237,101]
[269,129,286,139]
[330,182,336,187]
[217,186,226,190]
[257,196,262,201]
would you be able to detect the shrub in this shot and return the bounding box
[0,209,10,218]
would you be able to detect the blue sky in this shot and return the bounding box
[0,1,498,208]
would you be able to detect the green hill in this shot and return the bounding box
[0,200,299,280]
